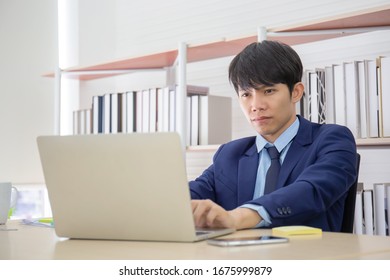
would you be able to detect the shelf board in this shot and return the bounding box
[356,137,390,147]
[186,138,390,152]
[279,6,390,31]
[43,6,390,81]
[186,144,221,152]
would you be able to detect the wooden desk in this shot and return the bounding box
[1,220,390,260]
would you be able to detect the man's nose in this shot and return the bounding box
[251,93,264,111]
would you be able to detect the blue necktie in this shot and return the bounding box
[264,146,281,194]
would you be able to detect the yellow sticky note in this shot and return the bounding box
[272,226,322,236]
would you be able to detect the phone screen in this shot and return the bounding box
[207,235,288,246]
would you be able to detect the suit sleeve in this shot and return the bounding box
[248,125,357,228]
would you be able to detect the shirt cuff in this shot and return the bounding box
[240,204,272,228]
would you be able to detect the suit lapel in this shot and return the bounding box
[277,116,314,188]
[237,143,259,205]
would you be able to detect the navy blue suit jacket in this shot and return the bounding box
[189,116,357,231]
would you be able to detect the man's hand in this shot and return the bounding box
[191,199,262,230]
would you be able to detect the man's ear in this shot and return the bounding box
[292,82,304,103]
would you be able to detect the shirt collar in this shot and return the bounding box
[256,117,300,153]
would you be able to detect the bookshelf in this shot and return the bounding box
[45,5,390,147]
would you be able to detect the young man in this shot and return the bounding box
[190,40,357,232]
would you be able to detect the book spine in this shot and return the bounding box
[354,183,363,234]
[363,190,374,235]
[380,57,390,137]
[386,184,390,236]
[373,183,386,236]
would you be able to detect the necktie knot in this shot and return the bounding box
[267,146,280,160]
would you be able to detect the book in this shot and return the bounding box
[379,56,390,137]
[373,183,387,236]
[162,87,170,132]
[190,95,199,146]
[156,88,164,132]
[333,64,347,126]
[357,61,369,138]
[386,184,390,236]
[85,108,92,134]
[199,95,232,145]
[308,71,319,123]
[366,59,379,138]
[73,110,79,135]
[135,90,143,132]
[377,57,384,137]
[186,96,191,146]
[149,88,157,133]
[111,93,119,134]
[110,93,123,134]
[169,89,176,132]
[73,109,92,135]
[92,95,103,134]
[354,183,364,235]
[121,92,127,133]
[126,91,136,133]
[344,61,360,138]
[272,225,322,236]
[299,70,310,119]
[103,93,111,134]
[316,69,326,124]
[324,66,335,124]
[142,89,150,133]
[363,190,374,235]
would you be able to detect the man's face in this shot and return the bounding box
[237,83,303,143]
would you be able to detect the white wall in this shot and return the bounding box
[75,0,390,66]
[0,0,57,184]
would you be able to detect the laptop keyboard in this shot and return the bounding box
[196,230,211,236]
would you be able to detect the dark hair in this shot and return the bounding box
[228,40,303,94]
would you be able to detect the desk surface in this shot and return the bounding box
[1,220,390,260]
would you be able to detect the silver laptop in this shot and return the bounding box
[37,132,234,242]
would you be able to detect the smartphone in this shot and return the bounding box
[207,235,288,247]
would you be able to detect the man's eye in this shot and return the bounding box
[264,89,274,94]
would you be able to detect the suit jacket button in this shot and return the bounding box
[286,207,292,214]
[277,208,283,215]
